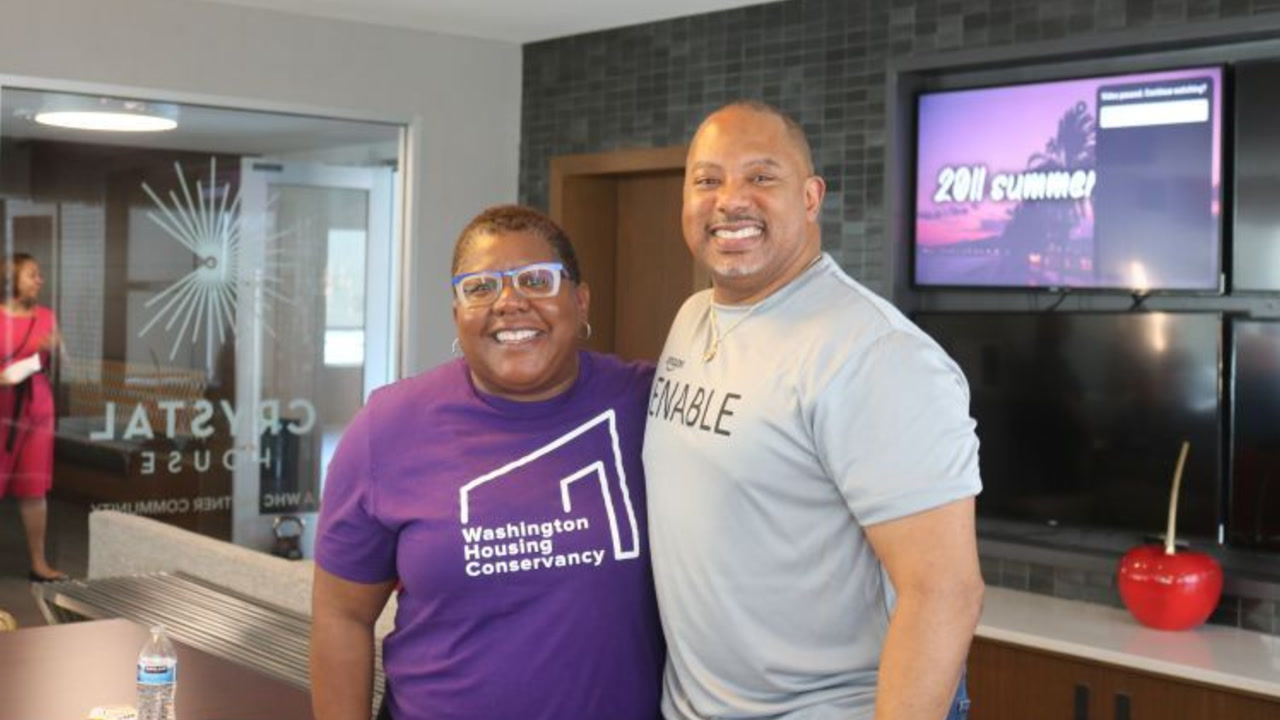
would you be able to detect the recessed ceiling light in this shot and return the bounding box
[30,97,179,133]
[33,111,177,132]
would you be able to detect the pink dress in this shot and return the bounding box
[0,306,56,498]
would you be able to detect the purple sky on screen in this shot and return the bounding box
[915,66,1222,248]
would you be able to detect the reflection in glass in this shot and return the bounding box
[1,87,402,557]
[326,229,367,367]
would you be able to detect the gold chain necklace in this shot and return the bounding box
[702,302,760,363]
[701,253,824,363]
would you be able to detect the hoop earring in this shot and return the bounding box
[451,338,461,356]
[579,322,593,341]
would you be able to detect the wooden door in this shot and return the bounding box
[615,171,690,361]
[551,147,702,363]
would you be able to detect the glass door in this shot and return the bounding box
[0,85,403,562]
[234,160,396,552]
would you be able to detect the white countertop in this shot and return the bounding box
[978,587,1280,699]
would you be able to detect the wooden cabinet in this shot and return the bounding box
[968,637,1280,720]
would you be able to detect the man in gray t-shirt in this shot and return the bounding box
[643,101,984,720]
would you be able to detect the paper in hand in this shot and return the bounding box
[1,353,41,384]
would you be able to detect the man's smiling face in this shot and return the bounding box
[682,105,825,304]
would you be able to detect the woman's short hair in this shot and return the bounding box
[452,205,583,284]
[1,253,35,300]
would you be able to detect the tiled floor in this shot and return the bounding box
[0,497,89,629]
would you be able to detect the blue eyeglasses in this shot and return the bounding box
[451,262,568,308]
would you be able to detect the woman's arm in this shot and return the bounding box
[40,323,61,353]
[311,565,396,720]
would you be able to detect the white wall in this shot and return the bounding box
[0,0,522,375]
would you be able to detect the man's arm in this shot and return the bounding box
[864,497,984,720]
[310,565,396,720]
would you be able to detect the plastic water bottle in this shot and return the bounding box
[136,624,177,720]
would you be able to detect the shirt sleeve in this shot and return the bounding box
[314,395,399,583]
[814,328,982,526]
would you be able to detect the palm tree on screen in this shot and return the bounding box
[997,101,1096,283]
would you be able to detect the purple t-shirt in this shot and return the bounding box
[316,351,663,720]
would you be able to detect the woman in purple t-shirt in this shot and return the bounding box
[310,206,663,720]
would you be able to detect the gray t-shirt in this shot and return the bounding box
[643,254,982,720]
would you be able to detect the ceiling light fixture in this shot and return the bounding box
[32,98,178,132]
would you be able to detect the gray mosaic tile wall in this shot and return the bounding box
[521,0,1280,635]
[979,553,1280,634]
[521,0,1280,299]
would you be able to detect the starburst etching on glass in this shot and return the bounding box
[139,159,293,360]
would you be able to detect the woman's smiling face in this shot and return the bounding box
[14,259,42,304]
[452,230,589,402]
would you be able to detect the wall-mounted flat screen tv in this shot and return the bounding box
[1229,319,1280,550]
[1232,61,1280,292]
[914,67,1223,292]
[915,311,1222,538]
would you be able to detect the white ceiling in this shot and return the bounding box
[185,0,778,43]
[2,88,400,158]
[2,1,777,155]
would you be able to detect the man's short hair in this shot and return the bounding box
[452,205,583,284]
[697,100,815,175]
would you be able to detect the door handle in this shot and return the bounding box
[1074,683,1090,720]
[1114,692,1131,720]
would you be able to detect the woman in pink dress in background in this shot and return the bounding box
[0,253,64,582]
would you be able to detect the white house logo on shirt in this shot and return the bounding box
[457,409,640,578]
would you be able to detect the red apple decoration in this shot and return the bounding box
[1117,441,1223,631]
